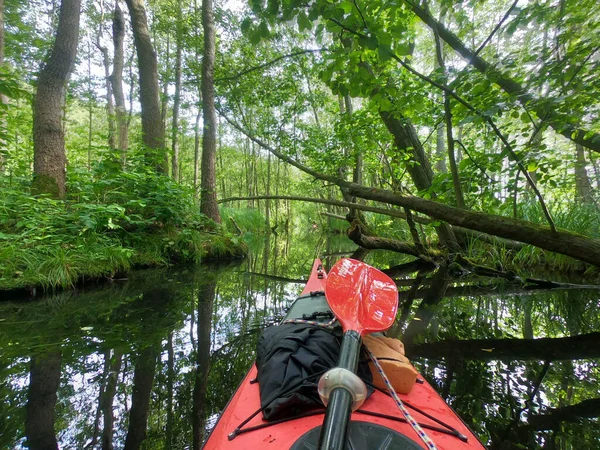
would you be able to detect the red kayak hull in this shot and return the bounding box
[203,260,485,450]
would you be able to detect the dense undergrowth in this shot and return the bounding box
[0,155,246,291]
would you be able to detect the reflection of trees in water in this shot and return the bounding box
[3,246,600,449]
[25,350,62,450]
[392,264,600,448]
[192,278,215,449]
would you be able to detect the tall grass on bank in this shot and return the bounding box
[0,158,245,291]
[464,202,600,274]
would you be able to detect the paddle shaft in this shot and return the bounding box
[317,330,361,450]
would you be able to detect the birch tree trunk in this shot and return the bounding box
[111,3,129,163]
[32,0,81,198]
[575,143,593,204]
[94,1,116,150]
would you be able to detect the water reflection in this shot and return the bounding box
[0,233,599,449]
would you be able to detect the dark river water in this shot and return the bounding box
[1,232,599,449]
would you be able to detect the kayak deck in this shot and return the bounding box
[203,259,485,449]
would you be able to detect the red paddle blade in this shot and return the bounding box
[325,258,398,335]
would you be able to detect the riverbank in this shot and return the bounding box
[0,169,247,293]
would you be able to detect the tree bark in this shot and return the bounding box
[575,143,593,204]
[194,109,201,195]
[378,107,458,246]
[347,220,424,258]
[94,3,116,150]
[0,0,6,172]
[199,0,221,222]
[406,1,600,152]
[0,0,4,66]
[25,351,62,450]
[406,332,600,361]
[124,0,166,172]
[429,5,463,207]
[32,0,81,198]
[123,345,159,450]
[111,3,129,162]
[171,0,183,180]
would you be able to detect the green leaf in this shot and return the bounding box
[259,21,270,38]
[395,43,412,56]
[297,12,312,31]
[249,31,262,45]
[240,18,252,34]
[358,35,378,50]
[340,1,353,13]
[527,162,538,173]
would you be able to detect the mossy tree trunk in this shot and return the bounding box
[32,0,81,199]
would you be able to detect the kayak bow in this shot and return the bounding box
[202,259,485,450]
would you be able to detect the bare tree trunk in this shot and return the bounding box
[25,351,62,450]
[430,7,465,208]
[199,0,221,222]
[111,3,128,163]
[94,1,116,150]
[193,0,201,198]
[0,0,7,172]
[194,109,201,196]
[435,125,446,173]
[124,0,166,173]
[87,41,94,170]
[575,143,593,204]
[265,151,271,229]
[32,0,81,198]
[171,0,183,180]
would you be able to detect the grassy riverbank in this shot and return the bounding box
[0,163,246,292]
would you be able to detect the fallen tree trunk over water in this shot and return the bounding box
[220,115,600,267]
[406,332,600,361]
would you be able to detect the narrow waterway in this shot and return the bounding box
[1,232,599,449]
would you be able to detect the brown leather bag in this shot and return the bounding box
[363,335,418,394]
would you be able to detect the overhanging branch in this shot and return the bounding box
[218,113,600,266]
[404,0,600,152]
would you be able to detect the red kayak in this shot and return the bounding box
[203,259,485,450]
